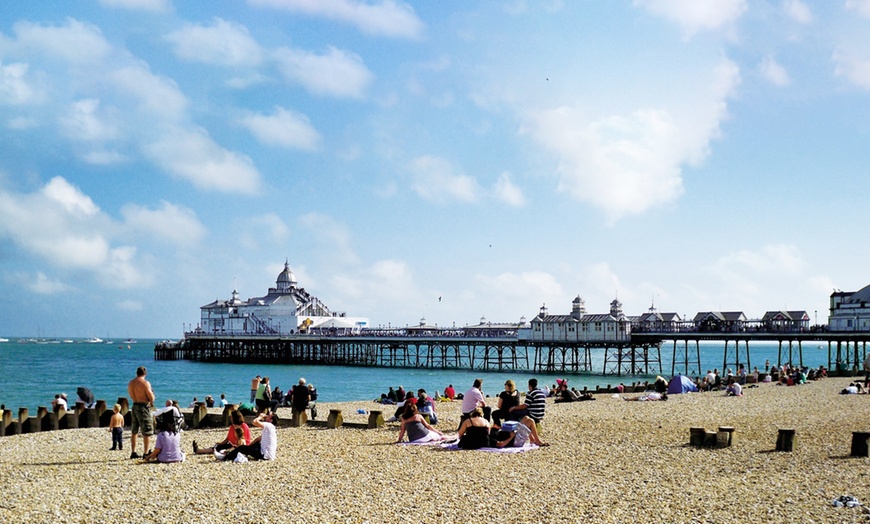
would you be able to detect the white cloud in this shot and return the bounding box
[249,0,424,39]
[760,56,790,86]
[833,50,870,90]
[299,212,360,265]
[409,155,480,204]
[59,98,119,142]
[239,106,321,150]
[165,18,264,67]
[121,201,207,246]
[237,213,290,251]
[30,272,73,294]
[109,65,188,120]
[522,61,739,222]
[144,128,262,194]
[81,150,128,165]
[493,172,525,207]
[475,271,562,307]
[783,0,812,24]
[634,0,747,35]
[273,46,373,98]
[42,176,99,217]
[846,0,870,18]
[0,61,41,105]
[99,0,170,12]
[11,19,112,65]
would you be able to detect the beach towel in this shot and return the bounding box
[439,442,539,453]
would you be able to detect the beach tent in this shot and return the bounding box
[667,374,699,395]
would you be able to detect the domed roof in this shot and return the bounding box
[276,261,297,289]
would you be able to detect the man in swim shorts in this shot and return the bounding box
[127,366,156,459]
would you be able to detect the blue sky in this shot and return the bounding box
[1,0,869,338]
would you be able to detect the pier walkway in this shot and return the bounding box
[155,329,870,377]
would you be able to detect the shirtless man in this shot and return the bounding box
[251,375,261,403]
[127,366,156,459]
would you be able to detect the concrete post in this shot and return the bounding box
[35,406,48,433]
[776,429,796,452]
[0,409,12,436]
[192,402,208,429]
[17,408,28,434]
[851,431,870,457]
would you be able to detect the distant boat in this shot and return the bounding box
[62,339,74,343]
[84,336,103,343]
[123,339,137,344]
[0,337,8,343]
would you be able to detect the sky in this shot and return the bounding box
[1,0,869,338]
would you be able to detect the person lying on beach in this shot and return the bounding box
[193,409,251,456]
[623,392,667,401]
[492,417,548,448]
[395,403,447,444]
[457,408,492,449]
[143,408,185,463]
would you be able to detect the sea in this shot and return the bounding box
[0,338,838,414]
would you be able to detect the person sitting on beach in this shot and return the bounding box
[457,408,492,449]
[52,393,68,412]
[221,412,278,462]
[387,387,397,402]
[193,409,251,456]
[460,378,491,428]
[725,377,743,397]
[417,390,437,424]
[143,408,185,463]
[290,378,310,418]
[444,384,455,400]
[205,395,215,408]
[389,392,417,422]
[188,397,198,408]
[654,376,668,393]
[509,378,546,427]
[307,383,318,420]
[395,403,446,444]
[623,392,667,401]
[219,393,228,408]
[492,379,521,425]
[492,417,547,448]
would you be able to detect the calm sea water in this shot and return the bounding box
[0,338,839,413]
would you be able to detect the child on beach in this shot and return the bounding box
[109,404,124,451]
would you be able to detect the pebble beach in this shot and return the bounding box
[2,376,870,523]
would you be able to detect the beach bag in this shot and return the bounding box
[501,420,519,432]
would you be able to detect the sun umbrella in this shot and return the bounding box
[76,386,94,405]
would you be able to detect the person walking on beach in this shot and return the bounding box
[127,366,156,459]
[250,375,261,403]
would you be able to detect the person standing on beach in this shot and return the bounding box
[250,375,261,403]
[127,366,156,459]
[109,404,124,451]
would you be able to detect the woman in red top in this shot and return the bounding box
[192,409,251,455]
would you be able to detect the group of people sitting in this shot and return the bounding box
[190,410,278,462]
[387,388,438,424]
[247,376,318,419]
[393,378,549,449]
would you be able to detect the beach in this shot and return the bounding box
[1,376,869,523]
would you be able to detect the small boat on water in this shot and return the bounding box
[123,339,137,344]
[84,336,103,343]
[0,337,9,343]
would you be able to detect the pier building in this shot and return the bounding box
[829,286,870,332]
[196,261,368,336]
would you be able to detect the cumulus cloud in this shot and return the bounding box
[522,61,739,222]
[144,128,262,194]
[30,272,73,294]
[760,56,790,86]
[59,98,119,142]
[249,0,424,39]
[0,61,42,105]
[11,19,112,65]
[165,18,264,67]
[634,0,747,35]
[273,46,373,98]
[408,155,480,204]
[121,201,207,246]
[846,0,870,18]
[99,0,170,12]
[109,65,188,120]
[833,50,870,90]
[0,177,151,288]
[239,106,321,150]
[493,172,525,207]
[236,213,290,251]
[783,0,812,24]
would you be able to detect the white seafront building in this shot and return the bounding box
[529,295,633,343]
[196,261,368,336]
[829,285,870,332]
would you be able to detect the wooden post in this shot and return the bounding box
[291,409,308,428]
[717,426,735,448]
[64,408,79,429]
[776,429,796,452]
[17,408,28,435]
[703,430,717,448]
[367,410,385,429]
[192,402,208,429]
[851,431,870,457]
[690,427,706,447]
[34,406,48,433]
[327,409,343,429]
[222,404,237,426]
[43,410,59,432]
[0,409,12,436]
[80,408,99,428]
[117,397,130,415]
